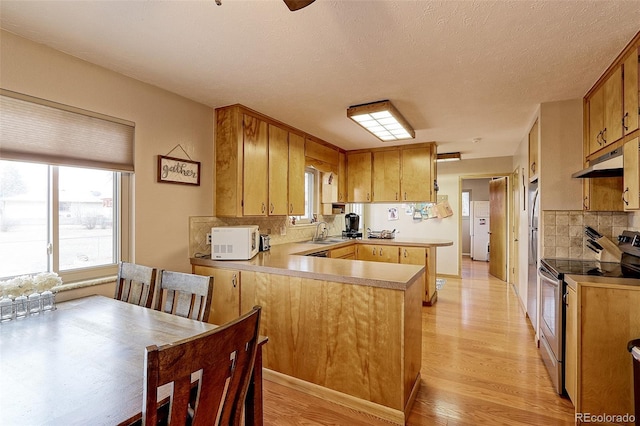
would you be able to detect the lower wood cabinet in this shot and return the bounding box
[356,244,437,305]
[565,285,577,403]
[329,244,355,259]
[192,265,240,325]
[565,279,640,420]
[355,244,399,263]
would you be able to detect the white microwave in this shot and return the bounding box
[211,225,259,260]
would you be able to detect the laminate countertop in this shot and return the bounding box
[191,237,452,291]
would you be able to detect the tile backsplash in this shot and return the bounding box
[189,215,344,258]
[542,211,628,259]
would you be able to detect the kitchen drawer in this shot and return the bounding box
[330,244,355,259]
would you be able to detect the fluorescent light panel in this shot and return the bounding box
[436,152,461,162]
[347,100,415,142]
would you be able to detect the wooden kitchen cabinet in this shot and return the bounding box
[372,149,400,202]
[337,152,347,202]
[623,137,640,210]
[399,246,437,305]
[623,47,639,136]
[242,115,269,216]
[347,151,372,202]
[565,278,640,421]
[401,145,436,202]
[329,244,355,259]
[288,132,306,215]
[192,265,240,325]
[356,243,399,263]
[582,177,624,211]
[528,119,539,181]
[216,105,288,217]
[587,67,623,156]
[564,285,577,404]
[268,124,289,215]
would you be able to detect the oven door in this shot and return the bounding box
[538,264,563,361]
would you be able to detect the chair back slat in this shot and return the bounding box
[115,262,157,309]
[156,270,213,322]
[143,306,262,426]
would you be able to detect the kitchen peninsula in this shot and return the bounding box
[191,237,452,424]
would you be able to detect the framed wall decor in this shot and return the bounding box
[157,155,200,186]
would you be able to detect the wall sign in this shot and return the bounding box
[157,155,200,186]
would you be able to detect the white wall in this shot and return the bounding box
[366,156,513,277]
[1,30,214,274]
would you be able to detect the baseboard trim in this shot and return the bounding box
[263,369,407,425]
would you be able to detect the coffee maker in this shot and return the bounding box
[343,213,362,239]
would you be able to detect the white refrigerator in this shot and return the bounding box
[470,201,490,261]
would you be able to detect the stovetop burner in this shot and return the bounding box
[541,258,640,279]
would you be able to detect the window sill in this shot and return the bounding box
[53,275,117,293]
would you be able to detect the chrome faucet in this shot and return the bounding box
[313,221,328,242]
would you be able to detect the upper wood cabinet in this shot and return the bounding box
[268,124,289,216]
[582,177,624,212]
[623,137,640,210]
[401,145,436,202]
[347,143,437,203]
[337,152,347,203]
[528,119,539,180]
[288,132,305,216]
[305,137,340,173]
[347,151,372,202]
[623,46,639,136]
[242,115,269,216]
[215,105,309,217]
[372,149,400,202]
[587,69,623,156]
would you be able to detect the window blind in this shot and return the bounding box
[0,90,135,172]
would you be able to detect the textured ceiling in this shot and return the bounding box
[1,1,639,159]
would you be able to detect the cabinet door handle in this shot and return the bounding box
[367,193,370,201]
[623,188,629,206]
[403,249,407,258]
[270,203,274,214]
[596,130,603,146]
[232,274,237,288]
[583,196,589,210]
[290,204,293,214]
[372,247,376,256]
[530,162,536,174]
[395,192,398,201]
[404,192,407,200]
[602,127,607,143]
[261,202,266,214]
[379,248,383,256]
[623,112,629,131]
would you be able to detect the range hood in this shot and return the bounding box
[571,147,623,178]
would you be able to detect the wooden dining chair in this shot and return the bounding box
[155,270,214,322]
[115,262,158,309]
[142,306,262,426]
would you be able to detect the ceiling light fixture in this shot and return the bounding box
[347,100,415,142]
[436,152,461,162]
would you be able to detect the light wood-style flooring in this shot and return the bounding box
[262,258,575,425]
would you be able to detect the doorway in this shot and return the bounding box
[459,176,509,282]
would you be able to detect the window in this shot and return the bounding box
[0,160,127,282]
[462,191,471,217]
[0,90,134,283]
[303,168,315,220]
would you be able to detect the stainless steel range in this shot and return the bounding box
[539,229,640,396]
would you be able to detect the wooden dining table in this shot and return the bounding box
[0,295,266,425]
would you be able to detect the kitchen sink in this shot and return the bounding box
[303,238,345,245]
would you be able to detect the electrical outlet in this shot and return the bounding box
[206,233,212,245]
